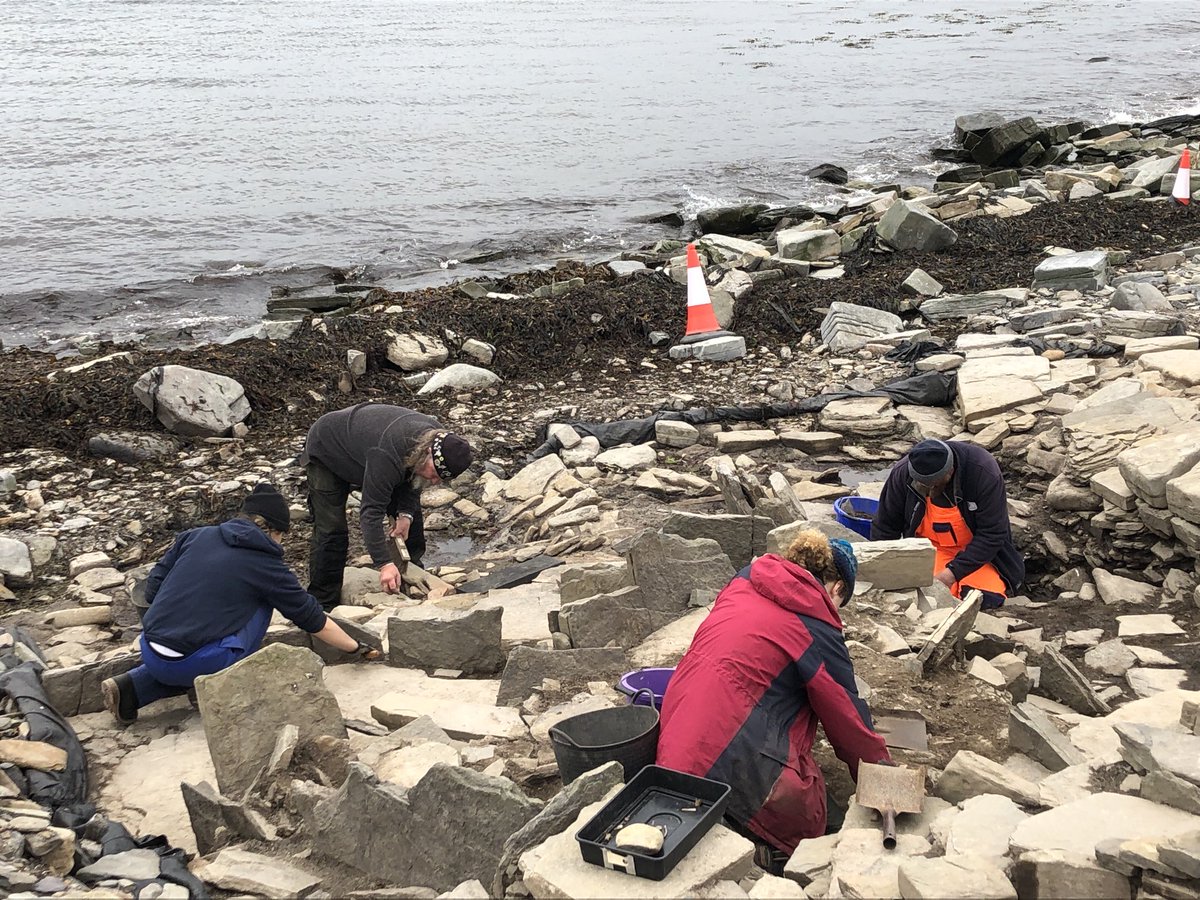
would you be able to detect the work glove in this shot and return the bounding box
[354,641,382,662]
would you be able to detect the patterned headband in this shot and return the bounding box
[431,433,453,481]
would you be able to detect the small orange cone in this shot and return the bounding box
[684,243,722,337]
[1172,147,1192,206]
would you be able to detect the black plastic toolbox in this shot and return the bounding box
[575,765,732,881]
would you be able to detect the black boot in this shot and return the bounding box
[101,673,139,725]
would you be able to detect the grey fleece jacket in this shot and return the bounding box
[303,404,441,567]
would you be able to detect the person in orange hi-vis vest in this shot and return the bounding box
[871,439,1024,610]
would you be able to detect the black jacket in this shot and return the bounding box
[870,441,1025,593]
[302,404,441,567]
[144,519,327,655]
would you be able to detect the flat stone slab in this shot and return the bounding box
[1139,349,1200,386]
[1032,250,1109,291]
[668,335,748,362]
[199,848,321,899]
[898,856,1016,900]
[1068,689,1200,765]
[1127,668,1190,698]
[372,693,528,741]
[854,539,935,590]
[519,797,754,899]
[1009,793,1199,858]
[456,556,562,594]
[1117,614,1185,637]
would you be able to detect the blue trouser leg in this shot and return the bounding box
[127,604,273,709]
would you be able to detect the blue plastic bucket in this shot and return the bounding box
[616,668,675,710]
[834,496,879,539]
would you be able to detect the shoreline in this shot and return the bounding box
[1,112,1200,897]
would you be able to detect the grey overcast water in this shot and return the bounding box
[1,0,1197,347]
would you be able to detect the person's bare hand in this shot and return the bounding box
[389,517,412,540]
[935,568,956,589]
[379,563,401,593]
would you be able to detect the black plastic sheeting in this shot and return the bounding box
[530,370,957,460]
[0,628,208,899]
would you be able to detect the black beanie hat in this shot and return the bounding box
[908,439,954,484]
[432,433,473,481]
[242,483,291,532]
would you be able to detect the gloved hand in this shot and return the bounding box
[354,641,382,662]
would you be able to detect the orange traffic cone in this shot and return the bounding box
[683,243,723,338]
[1172,147,1192,206]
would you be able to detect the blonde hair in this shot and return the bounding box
[784,530,840,584]
[405,428,442,472]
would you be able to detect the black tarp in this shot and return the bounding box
[530,370,958,460]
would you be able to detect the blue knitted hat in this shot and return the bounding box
[829,538,857,605]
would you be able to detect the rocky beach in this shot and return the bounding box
[2,111,1200,899]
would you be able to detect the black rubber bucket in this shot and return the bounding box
[549,688,661,785]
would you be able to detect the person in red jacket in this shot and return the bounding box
[657,529,890,870]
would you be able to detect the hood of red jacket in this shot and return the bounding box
[747,554,844,629]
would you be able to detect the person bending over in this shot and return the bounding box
[301,403,473,609]
[657,530,891,870]
[101,484,377,725]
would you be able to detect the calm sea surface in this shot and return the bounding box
[1,0,1196,347]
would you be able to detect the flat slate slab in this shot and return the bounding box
[455,555,562,595]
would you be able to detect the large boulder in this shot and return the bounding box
[776,227,841,261]
[1031,250,1109,292]
[387,607,504,675]
[1112,282,1174,313]
[696,204,768,236]
[194,644,346,797]
[969,116,1041,166]
[820,302,903,353]
[386,331,449,371]
[306,763,539,892]
[132,365,250,437]
[876,200,958,252]
[560,587,656,650]
[417,364,500,395]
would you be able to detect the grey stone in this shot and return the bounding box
[88,430,178,463]
[1009,703,1085,773]
[655,420,700,449]
[388,607,504,675]
[557,562,633,603]
[1031,250,1109,292]
[132,365,251,437]
[607,260,647,277]
[385,331,449,371]
[877,200,958,252]
[1092,568,1158,605]
[935,750,1041,807]
[1114,723,1200,787]
[1113,282,1174,313]
[777,228,841,261]
[820,302,902,353]
[854,539,935,590]
[970,116,1039,166]
[1141,769,1200,815]
[661,511,774,570]
[1009,793,1200,858]
[668,335,748,362]
[1084,639,1138,676]
[559,587,655,650]
[42,652,140,717]
[195,644,346,798]
[77,849,162,882]
[625,530,735,621]
[1035,645,1110,716]
[1129,153,1186,189]
[417,363,500,395]
[200,848,321,899]
[307,763,538,892]
[898,856,1016,900]
[1103,309,1183,338]
[497,646,630,707]
[1012,850,1130,900]
[1118,423,1200,507]
[0,539,32,588]
[1158,831,1200,880]
[902,268,944,298]
[490,762,622,898]
[461,339,496,365]
[919,289,1024,322]
[181,780,276,855]
[944,794,1028,866]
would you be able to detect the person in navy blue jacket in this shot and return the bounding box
[101,484,378,725]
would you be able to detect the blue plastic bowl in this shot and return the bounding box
[834,496,879,539]
[616,668,675,710]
